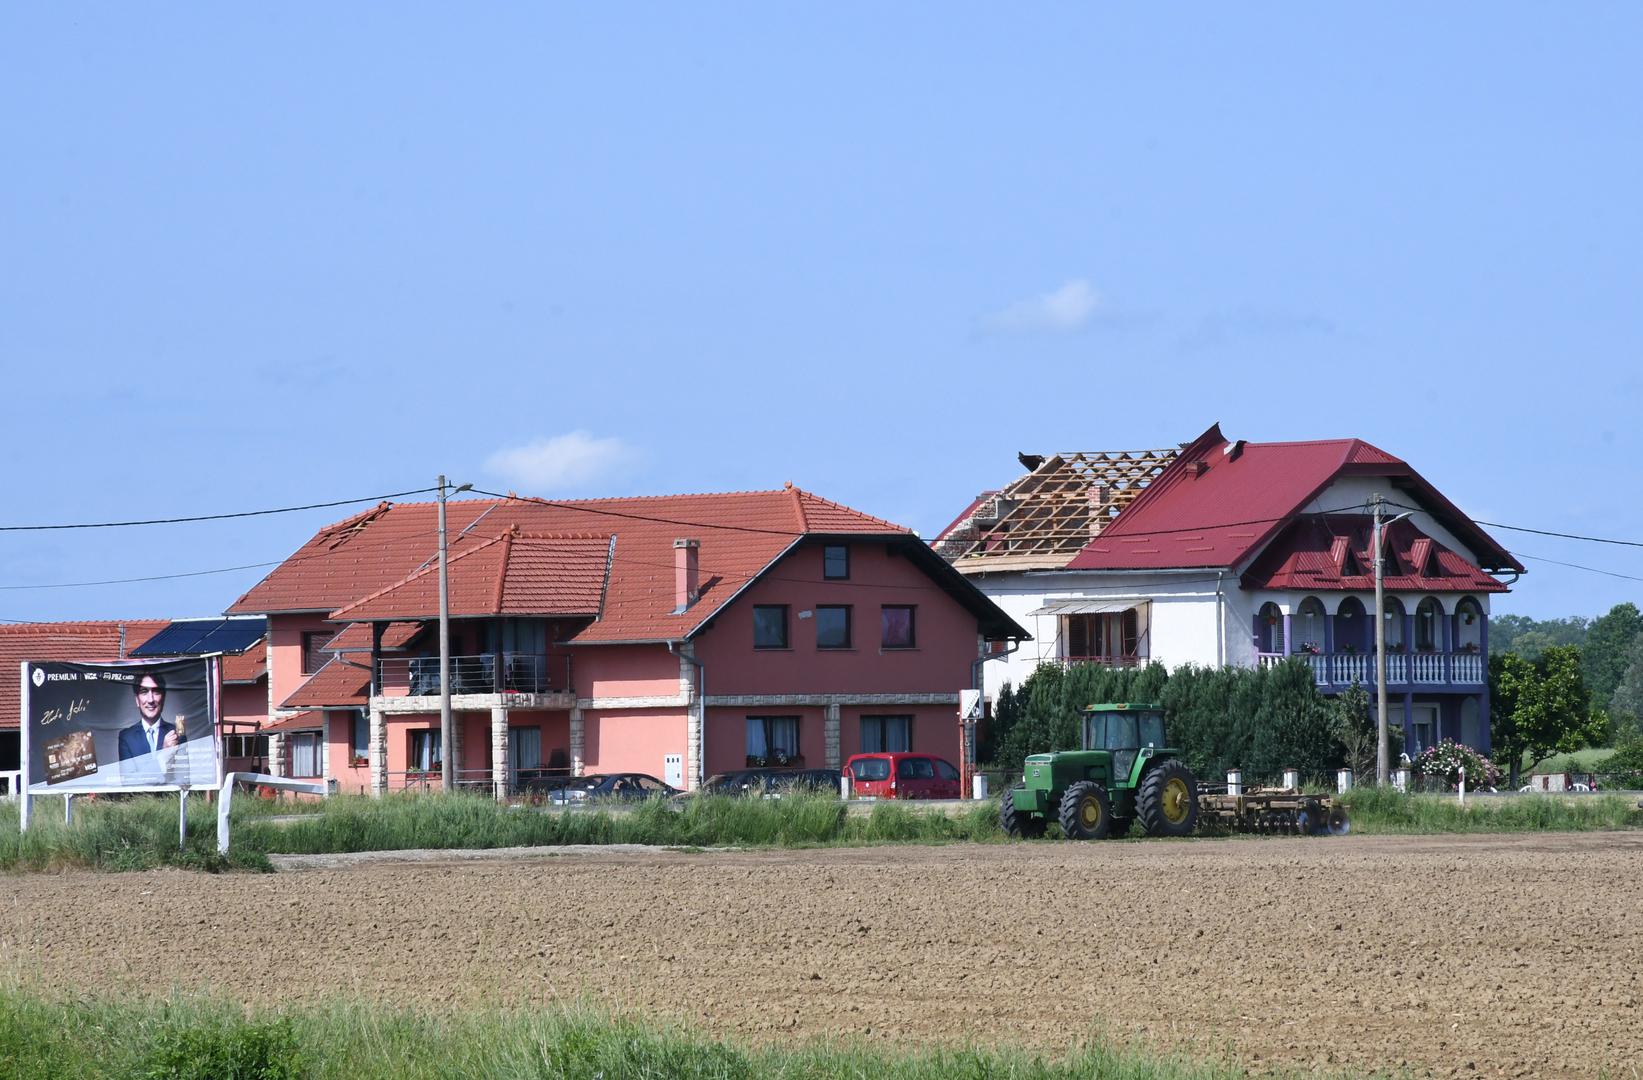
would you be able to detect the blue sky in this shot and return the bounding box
[1,4,1638,622]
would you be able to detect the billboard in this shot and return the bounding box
[20,658,220,792]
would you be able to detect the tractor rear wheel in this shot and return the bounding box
[1137,760,1200,837]
[1000,788,1046,839]
[1058,781,1112,840]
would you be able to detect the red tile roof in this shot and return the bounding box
[231,487,914,644]
[221,648,267,685]
[319,621,423,653]
[262,710,325,733]
[0,621,168,729]
[1067,424,1522,576]
[332,531,612,621]
[279,657,371,710]
[1242,517,1508,594]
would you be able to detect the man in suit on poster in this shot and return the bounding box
[118,672,180,761]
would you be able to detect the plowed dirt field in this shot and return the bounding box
[3,832,1641,1077]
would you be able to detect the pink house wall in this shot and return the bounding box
[267,614,337,708]
[703,706,824,776]
[582,710,687,777]
[692,542,977,696]
[575,645,681,698]
[220,682,266,729]
[326,710,372,796]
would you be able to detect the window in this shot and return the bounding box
[746,715,800,767]
[823,544,849,579]
[1415,598,1442,652]
[896,757,935,780]
[851,757,891,781]
[509,726,542,771]
[409,729,442,772]
[861,715,911,753]
[350,711,369,761]
[225,734,268,760]
[816,605,851,649]
[753,605,789,649]
[934,758,959,782]
[880,605,915,649]
[289,732,322,777]
[301,631,331,675]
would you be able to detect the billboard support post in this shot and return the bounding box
[178,791,187,850]
[63,794,72,825]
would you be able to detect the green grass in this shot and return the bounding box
[1525,747,1616,774]
[1339,785,1643,833]
[0,989,1329,1080]
[4,783,1638,874]
[0,791,1004,873]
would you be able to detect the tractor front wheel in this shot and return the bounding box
[1000,788,1046,839]
[1137,760,1200,837]
[1058,781,1112,840]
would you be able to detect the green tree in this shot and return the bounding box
[1490,645,1606,786]
[1608,634,1643,744]
[1582,603,1643,719]
[1488,614,1588,659]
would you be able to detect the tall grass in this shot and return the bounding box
[0,989,1286,1080]
[1340,786,1643,833]
[0,796,267,873]
[0,792,1004,873]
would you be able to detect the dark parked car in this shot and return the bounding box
[697,768,841,798]
[528,772,679,805]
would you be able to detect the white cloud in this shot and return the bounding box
[484,431,644,492]
[984,278,1104,334]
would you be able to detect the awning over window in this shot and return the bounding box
[1025,599,1145,617]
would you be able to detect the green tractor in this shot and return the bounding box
[999,702,1199,840]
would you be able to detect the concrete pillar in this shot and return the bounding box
[267,732,286,778]
[685,706,701,790]
[491,706,509,801]
[824,704,841,768]
[449,710,464,786]
[369,704,387,797]
[1281,613,1293,656]
[569,707,585,777]
[319,718,331,783]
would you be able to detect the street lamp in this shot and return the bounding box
[438,475,474,792]
[1372,495,1414,786]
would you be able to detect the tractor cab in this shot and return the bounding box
[1083,703,1166,782]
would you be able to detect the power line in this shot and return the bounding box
[1385,500,1643,550]
[1510,551,1643,584]
[0,487,439,532]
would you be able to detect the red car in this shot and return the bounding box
[842,752,961,799]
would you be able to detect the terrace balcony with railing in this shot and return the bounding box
[1257,648,1486,689]
[375,652,573,699]
[1061,653,1153,669]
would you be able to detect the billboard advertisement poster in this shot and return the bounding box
[21,658,220,792]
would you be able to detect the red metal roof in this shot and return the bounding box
[0,621,168,729]
[279,657,370,709]
[1067,424,1522,576]
[231,487,912,644]
[1241,516,1508,593]
[332,531,611,621]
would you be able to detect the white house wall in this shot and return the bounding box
[975,570,1249,699]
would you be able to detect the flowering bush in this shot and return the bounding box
[1412,739,1501,790]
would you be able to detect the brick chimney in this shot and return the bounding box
[673,538,701,613]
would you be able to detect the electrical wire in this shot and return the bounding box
[0,487,440,532]
[1509,551,1643,584]
[1384,500,1643,550]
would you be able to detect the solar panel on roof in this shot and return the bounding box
[129,617,266,657]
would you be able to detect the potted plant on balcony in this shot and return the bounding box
[1460,642,1480,654]
[349,754,369,769]
[1294,641,1321,656]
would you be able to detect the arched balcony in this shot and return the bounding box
[1253,593,1487,690]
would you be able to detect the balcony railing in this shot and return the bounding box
[375,652,572,698]
[1257,650,1485,688]
[1062,653,1151,669]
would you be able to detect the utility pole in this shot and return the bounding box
[1373,494,1413,785]
[438,475,454,793]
